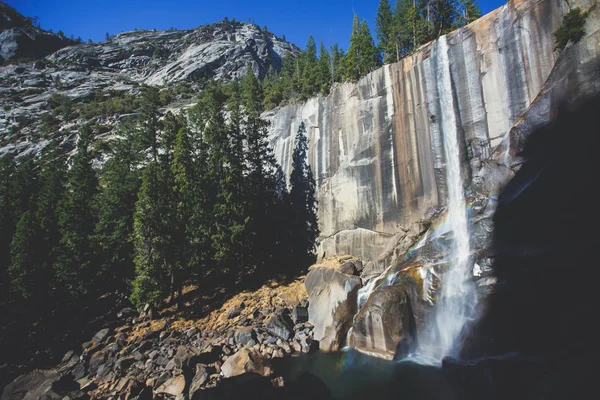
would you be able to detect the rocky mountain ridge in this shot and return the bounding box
[0,10,299,155]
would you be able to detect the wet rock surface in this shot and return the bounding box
[305,266,361,352]
[351,275,422,359]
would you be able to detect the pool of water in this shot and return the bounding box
[281,349,460,400]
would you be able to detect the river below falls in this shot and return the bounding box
[280,348,460,400]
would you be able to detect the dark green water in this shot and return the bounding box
[282,349,459,400]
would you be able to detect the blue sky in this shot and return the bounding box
[7,0,506,50]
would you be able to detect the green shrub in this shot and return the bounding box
[554,8,588,50]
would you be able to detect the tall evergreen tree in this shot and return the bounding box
[187,95,214,279]
[55,125,99,297]
[95,125,142,288]
[331,44,346,83]
[241,70,281,275]
[289,122,319,269]
[169,119,193,306]
[317,41,332,94]
[139,86,161,160]
[345,15,363,81]
[345,15,381,81]
[377,0,396,63]
[203,82,242,277]
[430,0,457,36]
[34,144,67,297]
[301,35,319,99]
[457,0,480,26]
[9,209,42,299]
[0,154,17,284]
[131,161,165,308]
[360,20,382,72]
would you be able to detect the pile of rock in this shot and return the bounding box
[2,279,316,400]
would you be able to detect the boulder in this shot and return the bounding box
[118,307,137,319]
[226,306,242,319]
[291,304,309,324]
[114,356,136,371]
[166,346,202,372]
[221,346,272,378]
[305,266,362,351]
[188,364,209,398]
[350,274,422,359]
[338,261,357,276]
[91,328,110,343]
[264,311,293,340]
[0,370,60,400]
[156,375,186,397]
[72,362,87,380]
[233,326,256,346]
[300,338,317,354]
[61,350,75,363]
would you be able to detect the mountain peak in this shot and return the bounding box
[0,1,78,63]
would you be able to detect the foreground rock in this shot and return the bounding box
[305,266,361,351]
[350,274,422,359]
[221,347,272,378]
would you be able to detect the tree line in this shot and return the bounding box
[262,0,480,108]
[0,70,319,310]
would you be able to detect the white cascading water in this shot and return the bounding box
[350,36,477,363]
[418,36,476,360]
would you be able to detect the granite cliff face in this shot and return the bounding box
[266,0,600,267]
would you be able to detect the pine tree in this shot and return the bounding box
[203,82,241,277]
[169,120,193,306]
[241,70,282,276]
[139,86,161,160]
[262,68,279,109]
[272,166,293,269]
[345,15,363,81]
[317,41,331,94]
[55,125,99,296]
[430,0,457,36]
[331,44,346,83]
[9,210,42,299]
[289,122,319,269]
[13,155,39,217]
[0,154,17,284]
[95,125,141,288]
[360,20,382,73]
[345,15,382,81]
[34,144,67,297]
[457,0,480,26]
[377,0,396,63]
[131,161,165,308]
[301,35,318,99]
[187,96,214,279]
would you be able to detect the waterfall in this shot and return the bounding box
[348,36,477,363]
[418,36,477,360]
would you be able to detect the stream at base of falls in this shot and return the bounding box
[281,349,459,400]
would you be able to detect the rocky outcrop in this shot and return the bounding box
[0,3,77,63]
[350,274,422,359]
[305,266,361,351]
[1,278,317,399]
[47,21,297,85]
